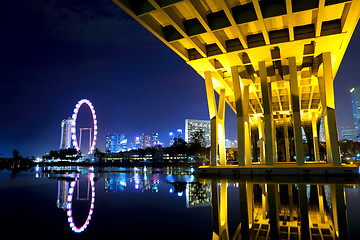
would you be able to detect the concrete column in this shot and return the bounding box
[205,71,218,166]
[232,66,246,166]
[299,184,310,240]
[243,85,252,166]
[218,89,226,166]
[330,185,349,239]
[312,113,320,162]
[283,114,291,162]
[210,118,218,166]
[259,61,274,165]
[319,52,341,165]
[258,117,265,163]
[288,57,305,165]
[273,118,278,163]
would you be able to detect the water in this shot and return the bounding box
[0,166,359,240]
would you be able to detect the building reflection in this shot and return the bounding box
[210,180,350,240]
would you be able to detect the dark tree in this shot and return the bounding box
[12,149,20,159]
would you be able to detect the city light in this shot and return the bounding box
[350,88,355,93]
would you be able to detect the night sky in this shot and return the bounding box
[1,0,359,157]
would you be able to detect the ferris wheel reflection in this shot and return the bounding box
[57,173,95,233]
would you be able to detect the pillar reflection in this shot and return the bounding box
[210,181,350,240]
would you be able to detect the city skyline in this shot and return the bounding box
[1,0,360,157]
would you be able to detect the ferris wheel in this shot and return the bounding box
[71,99,97,154]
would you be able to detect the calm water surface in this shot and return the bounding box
[0,166,359,240]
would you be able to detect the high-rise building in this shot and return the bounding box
[60,118,74,150]
[176,129,183,139]
[151,132,159,146]
[140,133,151,149]
[169,132,175,146]
[105,133,117,153]
[134,137,141,149]
[225,139,232,148]
[105,133,127,152]
[185,119,211,147]
[350,86,360,142]
[340,127,357,141]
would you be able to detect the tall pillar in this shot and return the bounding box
[330,185,349,239]
[283,114,291,162]
[258,117,265,163]
[312,113,320,162]
[218,89,226,166]
[299,185,310,239]
[319,52,341,165]
[272,113,278,163]
[243,85,252,166]
[232,66,245,166]
[288,57,305,165]
[205,71,218,166]
[259,61,274,165]
[210,118,218,166]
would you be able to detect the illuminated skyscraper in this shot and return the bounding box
[106,133,127,152]
[185,119,210,147]
[340,127,357,141]
[169,132,175,146]
[176,129,183,139]
[350,86,360,142]
[60,118,74,150]
[105,133,117,153]
[151,132,159,146]
[119,135,128,152]
[134,137,141,149]
[140,133,151,149]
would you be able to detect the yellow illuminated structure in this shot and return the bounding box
[208,180,351,240]
[113,0,360,169]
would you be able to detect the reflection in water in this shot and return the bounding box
[210,180,349,240]
[50,166,353,239]
[56,173,95,233]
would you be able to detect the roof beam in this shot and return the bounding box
[112,0,189,61]
[252,0,270,45]
[183,0,227,53]
[220,1,248,48]
[308,85,315,111]
[148,0,207,58]
[315,0,326,37]
[285,0,294,41]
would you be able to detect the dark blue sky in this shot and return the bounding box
[1,0,359,157]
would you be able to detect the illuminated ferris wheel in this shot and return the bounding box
[71,99,97,154]
[66,173,95,233]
